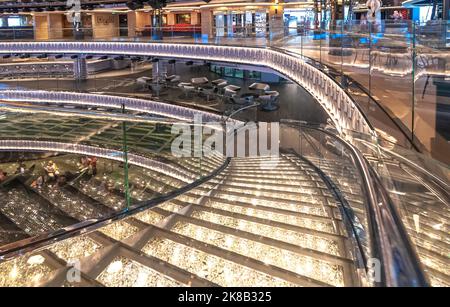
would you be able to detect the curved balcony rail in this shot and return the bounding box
[0,41,374,137]
[0,90,228,124]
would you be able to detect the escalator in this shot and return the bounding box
[0,180,77,237]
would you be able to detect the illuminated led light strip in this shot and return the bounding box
[0,90,230,125]
[0,104,179,125]
[198,1,314,9]
[0,41,374,136]
[0,140,194,183]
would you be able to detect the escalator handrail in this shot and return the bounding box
[282,119,429,287]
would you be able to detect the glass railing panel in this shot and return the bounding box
[279,122,370,285]
[301,126,369,257]
[369,20,414,139]
[0,103,226,250]
[413,20,450,164]
[344,128,449,286]
[340,20,371,117]
[280,121,449,286]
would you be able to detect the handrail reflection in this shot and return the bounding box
[281,119,429,287]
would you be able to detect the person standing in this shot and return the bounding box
[0,169,7,183]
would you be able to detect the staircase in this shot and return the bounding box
[0,154,362,287]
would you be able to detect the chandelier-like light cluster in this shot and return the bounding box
[171,222,345,287]
[143,237,297,287]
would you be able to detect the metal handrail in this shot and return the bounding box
[274,47,376,133]
[294,52,424,153]
[281,119,429,287]
[223,102,260,123]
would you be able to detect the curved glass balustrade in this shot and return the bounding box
[342,129,449,287]
[0,97,446,287]
[0,35,447,287]
[0,105,228,254]
[2,21,448,164]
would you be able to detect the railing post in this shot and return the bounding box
[411,21,416,147]
[122,103,131,210]
[319,26,322,64]
[368,22,372,97]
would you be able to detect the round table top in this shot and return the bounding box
[224,85,241,91]
[191,77,209,84]
[249,82,270,91]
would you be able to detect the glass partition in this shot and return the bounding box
[342,127,449,287]
[1,21,448,165]
[281,121,450,286]
[0,103,226,251]
[0,112,446,287]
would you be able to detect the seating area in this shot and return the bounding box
[136,71,280,111]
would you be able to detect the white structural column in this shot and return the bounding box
[200,9,214,38]
[73,56,87,81]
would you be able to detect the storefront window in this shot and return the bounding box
[224,67,234,77]
[234,69,244,79]
[176,14,191,24]
[213,10,267,37]
[248,71,261,79]
[211,65,261,80]
[254,12,267,36]
[7,17,22,27]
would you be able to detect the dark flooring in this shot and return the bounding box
[0,63,329,125]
